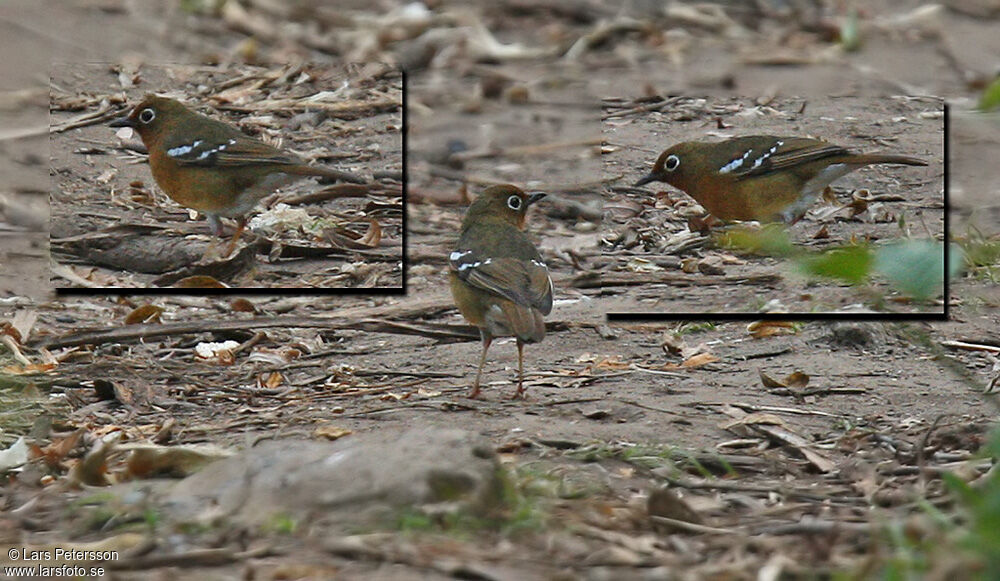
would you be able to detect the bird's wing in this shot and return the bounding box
[733,138,848,179]
[450,252,553,315]
[163,128,301,168]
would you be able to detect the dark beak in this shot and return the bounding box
[526,192,547,205]
[108,115,134,128]
[633,172,660,188]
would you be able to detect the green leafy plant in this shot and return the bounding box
[979,77,1000,112]
[799,244,874,285]
[873,240,963,302]
[941,429,1000,579]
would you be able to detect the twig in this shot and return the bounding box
[691,401,845,418]
[940,340,1000,354]
[578,272,782,289]
[542,397,606,406]
[632,366,690,378]
[916,414,948,493]
[217,96,401,115]
[603,96,688,120]
[650,515,743,536]
[50,101,118,133]
[107,546,276,570]
[660,475,854,504]
[35,316,480,349]
[751,520,871,535]
[0,334,31,366]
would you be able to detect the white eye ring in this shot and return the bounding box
[507,195,522,210]
[138,108,155,124]
[664,154,680,171]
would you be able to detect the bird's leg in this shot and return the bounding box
[196,215,227,261]
[224,216,247,257]
[470,330,492,399]
[206,214,225,237]
[512,339,527,400]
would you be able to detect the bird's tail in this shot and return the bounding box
[851,154,928,167]
[499,301,545,344]
[285,164,367,183]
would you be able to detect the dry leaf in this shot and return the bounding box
[69,434,121,486]
[30,428,86,467]
[784,371,810,388]
[2,361,56,375]
[759,370,783,388]
[1,321,22,343]
[230,298,257,313]
[681,352,718,368]
[95,168,117,184]
[647,485,703,525]
[10,309,38,342]
[759,369,810,388]
[313,425,353,441]
[661,333,685,355]
[194,341,240,365]
[260,371,284,388]
[595,355,631,370]
[358,218,383,247]
[847,189,872,218]
[0,437,30,472]
[174,275,229,288]
[124,304,164,325]
[812,225,830,240]
[125,444,234,478]
[747,320,795,339]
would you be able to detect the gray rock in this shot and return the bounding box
[161,428,504,531]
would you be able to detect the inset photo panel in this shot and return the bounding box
[602,96,945,318]
[50,62,402,290]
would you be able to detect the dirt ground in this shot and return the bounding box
[49,62,402,289]
[0,0,49,300]
[1,1,999,580]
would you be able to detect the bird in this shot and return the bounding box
[109,94,363,256]
[633,135,927,224]
[449,184,553,399]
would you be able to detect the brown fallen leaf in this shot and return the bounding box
[682,352,718,368]
[747,320,795,339]
[124,304,164,325]
[173,275,229,288]
[759,369,810,388]
[30,428,86,467]
[230,298,257,313]
[314,425,353,441]
[260,371,284,388]
[358,218,383,247]
[647,485,703,525]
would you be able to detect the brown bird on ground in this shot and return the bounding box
[110,94,363,256]
[449,184,553,399]
[634,135,927,224]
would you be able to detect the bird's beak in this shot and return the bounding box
[526,192,547,206]
[633,172,660,187]
[108,115,134,128]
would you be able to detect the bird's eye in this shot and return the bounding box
[507,195,522,210]
[664,154,680,171]
[138,108,155,124]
